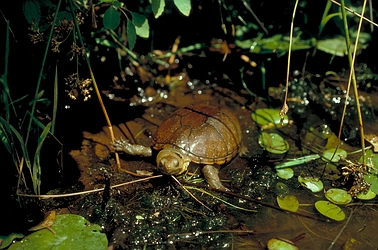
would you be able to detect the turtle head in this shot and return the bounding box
[156,148,190,175]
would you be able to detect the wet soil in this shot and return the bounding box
[42,80,378,249]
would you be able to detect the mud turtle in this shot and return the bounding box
[114,102,247,190]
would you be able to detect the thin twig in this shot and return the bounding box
[327,207,354,250]
[16,175,163,198]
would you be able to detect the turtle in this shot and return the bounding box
[113,102,247,190]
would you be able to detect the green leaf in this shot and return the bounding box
[173,0,191,16]
[315,200,345,221]
[298,176,323,192]
[127,19,137,50]
[131,12,146,27]
[364,174,378,194]
[267,238,298,250]
[0,233,24,250]
[131,12,150,38]
[276,168,294,180]
[277,195,299,212]
[322,148,347,162]
[56,11,72,22]
[325,188,352,205]
[23,0,41,29]
[9,214,108,250]
[151,0,165,18]
[113,1,121,7]
[103,6,120,30]
[258,132,289,154]
[251,108,289,129]
[356,189,376,200]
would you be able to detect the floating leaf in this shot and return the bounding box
[275,182,289,197]
[276,168,294,180]
[9,214,107,250]
[364,174,378,195]
[103,6,120,30]
[317,36,366,57]
[173,0,191,16]
[251,108,289,129]
[0,233,24,250]
[127,19,136,50]
[325,188,352,205]
[267,238,298,250]
[277,195,299,212]
[258,132,289,154]
[322,148,347,162]
[151,0,165,18]
[356,189,376,200]
[298,176,323,192]
[315,200,345,221]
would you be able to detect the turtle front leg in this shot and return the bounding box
[113,138,152,157]
[202,165,229,191]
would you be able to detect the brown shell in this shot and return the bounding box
[152,102,243,165]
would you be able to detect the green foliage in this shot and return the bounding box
[9,214,108,250]
[0,233,24,250]
[23,0,42,29]
[173,0,191,16]
[103,5,120,30]
[127,19,137,50]
[132,12,150,38]
[151,0,165,18]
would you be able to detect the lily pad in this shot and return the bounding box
[364,174,378,195]
[356,189,376,200]
[276,168,294,180]
[298,176,324,192]
[258,132,289,154]
[277,195,299,212]
[251,108,289,129]
[0,233,24,249]
[9,214,107,250]
[267,238,298,250]
[315,200,345,221]
[325,188,352,205]
[322,148,347,162]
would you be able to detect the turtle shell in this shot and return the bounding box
[151,102,243,165]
